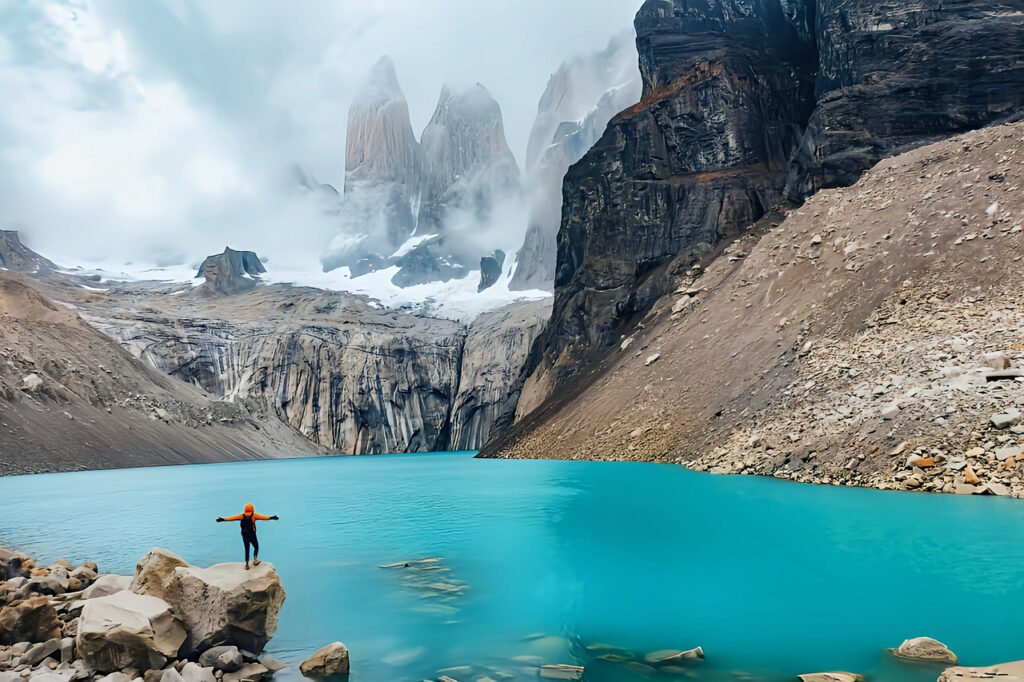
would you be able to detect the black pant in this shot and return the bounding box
[243,532,259,563]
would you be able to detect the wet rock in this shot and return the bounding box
[643,647,704,665]
[893,637,958,664]
[539,665,583,680]
[938,660,1024,681]
[299,642,350,678]
[0,596,62,644]
[76,591,187,673]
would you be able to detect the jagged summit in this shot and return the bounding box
[196,247,266,295]
[0,230,57,273]
[344,56,419,186]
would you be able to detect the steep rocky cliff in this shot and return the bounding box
[322,57,420,272]
[510,31,642,291]
[484,121,1024,496]
[0,231,56,274]
[449,299,551,450]
[507,0,1024,423]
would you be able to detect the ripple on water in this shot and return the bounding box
[1,452,1022,682]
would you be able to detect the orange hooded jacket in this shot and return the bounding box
[221,503,272,533]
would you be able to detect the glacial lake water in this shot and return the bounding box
[1,452,1023,682]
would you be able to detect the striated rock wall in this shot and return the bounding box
[786,0,1024,197]
[74,285,547,457]
[449,300,551,450]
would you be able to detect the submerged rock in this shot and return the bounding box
[893,636,958,664]
[76,590,187,673]
[299,642,350,678]
[644,646,704,665]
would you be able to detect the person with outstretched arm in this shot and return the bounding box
[216,503,279,569]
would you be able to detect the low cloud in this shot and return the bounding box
[0,0,640,272]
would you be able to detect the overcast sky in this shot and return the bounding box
[0,0,641,269]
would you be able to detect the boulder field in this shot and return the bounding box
[0,547,341,682]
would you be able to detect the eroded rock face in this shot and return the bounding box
[451,300,551,450]
[786,0,1024,197]
[477,250,505,292]
[0,231,56,273]
[519,0,817,405]
[130,549,188,602]
[196,249,266,296]
[76,591,187,673]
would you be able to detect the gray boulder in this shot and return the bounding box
[221,663,269,682]
[0,547,30,579]
[299,642,350,678]
[198,647,243,673]
[83,575,133,600]
[76,591,186,673]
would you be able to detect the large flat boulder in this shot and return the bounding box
[76,590,186,673]
[0,595,61,644]
[84,575,133,600]
[152,562,284,654]
[939,661,1024,681]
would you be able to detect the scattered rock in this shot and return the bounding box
[990,410,1022,430]
[83,575,132,600]
[893,636,958,664]
[221,663,268,682]
[644,354,661,367]
[0,596,62,644]
[299,642,349,678]
[798,674,864,682]
[964,467,981,485]
[198,647,244,673]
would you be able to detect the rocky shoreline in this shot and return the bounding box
[4,546,1023,681]
[0,547,348,682]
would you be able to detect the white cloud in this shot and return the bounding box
[0,0,641,273]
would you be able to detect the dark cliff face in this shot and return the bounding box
[507,0,1024,428]
[528,0,817,394]
[787,0,1024,197]
[0,231,57,273]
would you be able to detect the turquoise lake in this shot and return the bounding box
[1,452,1023,681]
